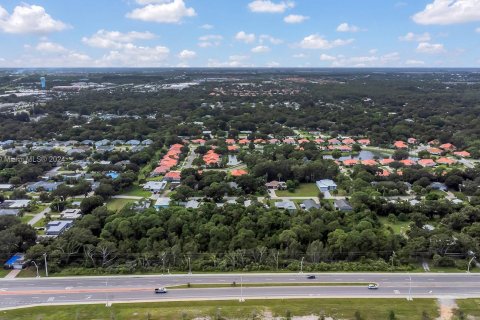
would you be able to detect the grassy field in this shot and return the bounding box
[20,214,34,224]
[457,298,480,317]
[122,185,152,198]
[0,298,439,320]
[106,199,135,212]
[276,183,319,197]
[379,217,411,235]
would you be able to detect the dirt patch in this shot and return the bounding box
[437,298,458,320]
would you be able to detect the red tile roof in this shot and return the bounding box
[394,141,408,149]
[453,151,470,158]
[231,169,248,177]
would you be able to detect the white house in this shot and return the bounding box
[316,179,337,192]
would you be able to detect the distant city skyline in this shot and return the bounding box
[0,0,479,68]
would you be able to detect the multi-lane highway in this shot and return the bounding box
[0,273,479,309]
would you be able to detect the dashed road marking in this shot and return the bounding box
[47,297,55,302]
[394,290,400,294]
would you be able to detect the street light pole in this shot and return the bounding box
[468,256,476,273]
[300,257,304,274]
[407,273,412,301]
[43,253,48,277]
[239,276,245,302]
[188,257,192,274]
[31,261,40,278]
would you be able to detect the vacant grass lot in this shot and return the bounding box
[276,183,319,197]
[122,185,152,198]
[0,298,439,320]
[106,199,135,212]
[379,217,411,235]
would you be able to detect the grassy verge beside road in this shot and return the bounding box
[0,298,439,320]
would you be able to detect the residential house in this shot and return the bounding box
[334,199,353,211]
[154,197,171,209]
[164,171,181,182]
[316,179,337,192]
[418,159,436,167]
[26,181,61,192]
[394,141,408,149]
[265,181,287,190]
[126,140,141,146]
[357,139,371,145]
[301,199,320,210]
[440,143,456,152]
[274,200,297,213]
[46,220,73,236]
[60,209,82,220]
[143,181,167,192]
[429,182,447,191]
[436,157,456,165]
[453,151,470,158]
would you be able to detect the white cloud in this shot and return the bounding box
[208,55,251,67]
[35,41,67,53]
[82,30,155,49]
[0,4,68,34]
[416,42,445,53]
[369,49,378,54]
[319,54,336,61]
[336,22,360,32]
[198,34,223,47]
[405,59,425,65]
[293,53,307,58]
[299,34,354,49]
[413,0,480,25]
[235,31,256,43]
[325,52,401,67]
[284,14,309,24]
[398,32,431,42]
[200,24,213,29]
[476,27,480,32]
[266,61,280,67]
[251,45,270,53]
[178,49,196,59]
[126,0,196,24]
[248,0,294,13]
[98,44,170,67]
[259,34,283,44]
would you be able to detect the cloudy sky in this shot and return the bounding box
[0,0,479,67]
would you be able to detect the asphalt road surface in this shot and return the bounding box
[0,273,479,309]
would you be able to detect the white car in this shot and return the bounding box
[154,287,168,294]
[367,283,379,290]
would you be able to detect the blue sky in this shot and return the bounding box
[0,0,479,67]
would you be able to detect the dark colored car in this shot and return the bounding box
[307,275,316,279]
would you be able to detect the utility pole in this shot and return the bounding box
[43,253,48,277]
[300,257,304,274]
[188,256,192,274]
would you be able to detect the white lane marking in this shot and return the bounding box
[394,290,400,294]
[65,287,73,290]
[219,280,226,282]
[334,279,342,281]
[357,278,364,281]
[288,278,295,281]
[266,278,272,281]
[0,288,7,292]
[428,290,433,293]
[85,295,92,300]
[47,297,55,302]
